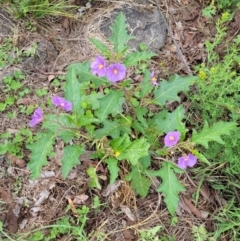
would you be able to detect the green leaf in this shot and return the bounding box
[87,166,101,189]
[153,161,185,215]
[153,75,197,106]
[62,145,85,179]
[138,155,151,170]
[110,133,131,154]
[124,51,157,67]
[105,157,120,184]
[135,106,149,128]
[0,102,7,111]
[125,164,151,197]
[67,62,109,88]
[109,12,133,53]
[65,64,83,114]
[89,38,110,57]
[96,90,125,120]
[42,114,76,142]
[0,141,8,155]
[117,138,150,165]
[82,92,104,110]
[154,105,185,133]
[95,118,131,139]
[191,149,211,165]
[191,121,237,148]
[27,132,55,179]
[139,69,153,98]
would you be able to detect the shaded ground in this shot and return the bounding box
[0,0,239,240]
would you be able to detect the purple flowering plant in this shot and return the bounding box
[29,107,43,127]
[26,12,234,217]
[52,96,72,111]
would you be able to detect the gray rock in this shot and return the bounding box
[100,4,167,51]
[22,40,58,69]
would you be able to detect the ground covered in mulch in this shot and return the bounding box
[0,0,239,240]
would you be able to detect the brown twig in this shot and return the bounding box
[154,0,193,75]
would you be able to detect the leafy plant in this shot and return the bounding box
[0,206,91,241]
[192,225,208,241]
[188,11,240,241]
[140,225,162,241]
[26,12,237,216]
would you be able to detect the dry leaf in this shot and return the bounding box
[102,180,123,197]
[17,98,31,105]
[34,190,50,206]
[7,207,18,233]
[200,210,209,219]
[73,194,89,204]
[67,196,78,214]
[200,183,211,201]
[182,195,202,218]
[6,153,26,168]
[48,74,55,82]
[120,205,135,221]
[123,230,135,241]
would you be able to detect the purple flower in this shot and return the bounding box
[90,56,107,77]
[151,71,158,86]
[52,96,72,111]
[29,107,43,127]
[164,131,180,147]
[106,63,126,82]
[178,154,197,169]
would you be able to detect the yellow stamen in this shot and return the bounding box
[115,151,121,157]
[113,69,118,74]
[99,64,103,69]
[169,136,174,141]
[151,77,157,82]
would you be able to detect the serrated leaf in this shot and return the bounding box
[109,12,133,53]
[125,165,151,197]
[153,75,197,106]
[87,166,101,189]
[138,155,151,170]
[27,132,55,179]
[96,90,125,120]
[191,149,211,165]
[124,51,157,67]
[82,92,104,110]
[110,133,131,154]
[191,121,237,148]
[77,115,100,128]
[95,118,131,139]
[117,138,150,165]
[65,64,83,114]
[139,69,153,98]
[62,145,85,179]
[105,157,120,184]
[135,106,149,128]
[89,38,111,57]
[155,161,186,215]
[154,105,185,133]
[67,62,109,88]
[42,114,76,142]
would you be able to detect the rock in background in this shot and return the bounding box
[99,2,167,51]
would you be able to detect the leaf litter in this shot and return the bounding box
[0,0,238,240]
